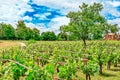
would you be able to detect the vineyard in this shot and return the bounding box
[0,41,120,80]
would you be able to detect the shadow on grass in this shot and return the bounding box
[100,72,116,77]
[116,65,120,67]
[110,68,120,72]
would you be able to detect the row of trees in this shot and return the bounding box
[0,21,58,40]
[0,21,40,40]
[0,3,119,41]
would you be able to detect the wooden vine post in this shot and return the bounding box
[81,57,90,80]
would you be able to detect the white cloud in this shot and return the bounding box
[32,0,120,17]
[0,0,120,34]
[26,16,70,34]
[47,16,70,34]
[34,12,51,20]
[107,1,120,7]
[26,22,35,28]
[32,0,120,33]
[0,0,33,26]
[49,16,70,26]
[108,18,120,27]
[101,1,120,17]
[36,23,50,33]
[26,22,49,33]
[33,0,100,14]
[22,0,29,3]
[23,16,32,21]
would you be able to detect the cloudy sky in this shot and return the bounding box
[0,0,120,34]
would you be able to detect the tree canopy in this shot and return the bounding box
[0,21,41,40]
[41,31,57,41]
[0,23,15,39]
[60,3,108,46]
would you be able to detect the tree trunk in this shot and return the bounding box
[99,64,102,74]
[36,58,40,66]
[86,74,91,80]
[82,38,86,55]
[88,74,91,80]
[114,62,117,67]
[118,59,120,63]
[86,74,88,80]
[56,67,59,73]
[83,38,86,47]
[107,61,111,70]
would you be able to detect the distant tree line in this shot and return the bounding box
[0,20,118,41]
[0,3,119,41]
[0,21,58,41]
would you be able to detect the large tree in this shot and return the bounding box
[61,3,106,46]
[0,23,15,39]
[32,28,40,40]
[57,25,69,41]
[16,20,41,40]
[16,20,28,40]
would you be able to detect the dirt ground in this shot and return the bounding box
[0,41,19,49]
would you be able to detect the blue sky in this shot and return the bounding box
[0,0,120,33]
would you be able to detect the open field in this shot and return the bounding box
[0,40,120,80]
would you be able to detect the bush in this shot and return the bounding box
[27,39,36,45]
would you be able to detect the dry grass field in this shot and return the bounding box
[0,40,26,49]
[0,40,18,49]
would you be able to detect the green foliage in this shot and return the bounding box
[0,41,120,80]
[15,20,40,40]
[0,62,14,80]
[0,23,15,39]
[12,64,26,80]
[26,66,52,80]
[60,2,109,43]
[81,61,99,76]
[16,20,28,40]
[45,63,55,75]
[41,31,57,41]
[16,20,36,40]
[32,28,40,40]
[104,24,119,34]
[27,39,36,45]
[57,32,68,41]
[58,66,69,79]
[58,62,77,79]
[0,20,41,40]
